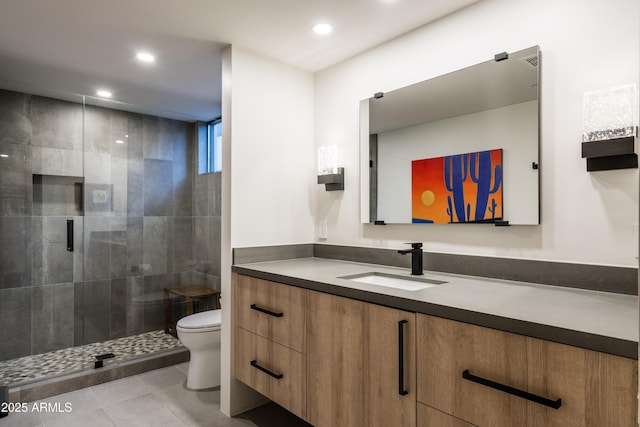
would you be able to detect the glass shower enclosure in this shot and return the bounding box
[0,86,221,386]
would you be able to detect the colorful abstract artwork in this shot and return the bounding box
[412,149,503,224]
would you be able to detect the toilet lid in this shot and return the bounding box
[177,309,222,329]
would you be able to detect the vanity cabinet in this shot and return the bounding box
[306,290,416,427]
[233,274,307,419]
[417,314,638,427]
[233,272,637,426]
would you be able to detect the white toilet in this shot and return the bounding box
[176,309,222,390]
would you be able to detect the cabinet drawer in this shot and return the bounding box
[235,274,306,352]
[417,403,476,427]
[235,328,306,420]
[417,314,638,427]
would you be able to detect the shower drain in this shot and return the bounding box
[94,353,115,369]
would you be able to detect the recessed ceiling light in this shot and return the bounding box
[97,90,112,98]
[115,139,124,144]
[313,23,333,35]
[0,154,8,158]
[136,52,155,63]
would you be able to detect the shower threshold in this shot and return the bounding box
[0,330,187,402]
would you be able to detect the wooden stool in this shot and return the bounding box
[164,285,221,336]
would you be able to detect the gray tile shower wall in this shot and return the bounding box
[110,110,143,159]
[31,282,74,354]
[84,106,111,154]
[84,216,112,281]
[30,96,82,151]
[110,216,143,279]
[172,127,194,218]
[0,143,32,216]
[143,116,178,161]
[0,90,31,146]
[193,167,222,287]
[74,280,112,345]
[143,159,174,216]
[0,90,222,361]
[0,287,31,360]
[142,216,173,276]
[0,216,32,288]
[143,274,174,331]
[173,217,195,272]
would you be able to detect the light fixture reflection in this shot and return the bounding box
[0,154,8,158]
[97,90,112,98]
[115,140,124,144]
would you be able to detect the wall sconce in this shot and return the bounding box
[317,145,344,191]
[581,84,638,171]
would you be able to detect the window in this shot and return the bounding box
[199,118,222,174]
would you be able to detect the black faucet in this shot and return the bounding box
[398,242,423,275]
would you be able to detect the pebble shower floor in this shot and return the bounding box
[0,331,183,386]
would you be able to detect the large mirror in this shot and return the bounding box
[360,45,540,225]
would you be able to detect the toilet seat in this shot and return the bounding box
[177,309,222,333]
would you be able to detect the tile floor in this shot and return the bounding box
[0,362,311,427]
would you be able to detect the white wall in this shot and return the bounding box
[230,48,315,248]
[376,101,538,224]
[221,46,315,416]
[315,0,639,267]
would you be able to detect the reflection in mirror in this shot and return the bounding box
[360,46,540,225]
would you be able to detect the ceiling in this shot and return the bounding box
[0,0,478,122]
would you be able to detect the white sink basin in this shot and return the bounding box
[340,272,447,291]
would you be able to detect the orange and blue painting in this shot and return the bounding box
[412,149,503,224]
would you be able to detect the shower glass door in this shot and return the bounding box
[0,89,85,365]
[78,98,200,348]
[0,87,199,385]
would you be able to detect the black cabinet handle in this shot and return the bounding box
[250,304,283,318]
[67,220,74,252]
[250,360,283,379]
[462,370,561,409]
[398,320,408,396]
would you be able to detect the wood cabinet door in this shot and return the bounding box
[365,303,416,427]
[417,314,638,427]
[307,290,366,427]
[307,290,416,427]
[525,336,637,427]
[417,313,529,426]
[235,274,306,352]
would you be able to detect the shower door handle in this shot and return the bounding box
[67,220,74,252]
